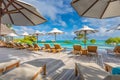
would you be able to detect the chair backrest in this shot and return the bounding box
[27,44,33,48]
[73,45,82,51]
[87,46,97,53]
[54,44,61,49]
[44,44,51,49]
[16,43,20,47]
[34,44,39,48]
[117,47,120,53]
[113,46,120,53]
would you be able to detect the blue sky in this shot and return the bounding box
[13,0,120,40]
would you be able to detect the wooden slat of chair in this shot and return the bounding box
[5,61,20,71]
[87,46,98,56]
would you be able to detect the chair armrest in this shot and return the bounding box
[103,75,120,80]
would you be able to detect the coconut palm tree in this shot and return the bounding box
[73,34,84,41]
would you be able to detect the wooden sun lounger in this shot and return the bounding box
[51,44,65,53]
[72,45,82,54]
[17,43,27,49]
[43,44,54,52]
[104,62,120,72]
[75,63,108,80]
[33,44,41,51]
[27,44,34,51]
[87,46,98,56]
[106,46,120,56]
[75,63,120,80]
[0,41,7,47]
[0,63,46,80]
[0,60,20,75]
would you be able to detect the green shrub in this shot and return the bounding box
[14,35,37,44]
[64,40,72,44]
[105,37,120,45]
[90,39,96,44]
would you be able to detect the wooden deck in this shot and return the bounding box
[0,48,120,80]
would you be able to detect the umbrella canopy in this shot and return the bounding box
[0,0,46,26]
[74,25,98,48]
[48,28,64,41]
[71,0,120,19]
[107,24,120,31]
[48,28,63,34]
[0,24,15,36]
[34,30,44,43]
[34,30,44,35]
[21,32,29,36]
[7,33,18,37]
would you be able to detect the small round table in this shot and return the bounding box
[81,49,88,55]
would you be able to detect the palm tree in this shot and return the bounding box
[73,34,84,42]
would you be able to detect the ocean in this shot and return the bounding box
[38,40,115,49]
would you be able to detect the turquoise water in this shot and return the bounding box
[38,40,115,49]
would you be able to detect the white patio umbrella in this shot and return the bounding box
[0,0,46,35]
[7,33,18,37]
[107,24,120,31]
[48,28,64,41]
[7,33,18,41]
[0,24,15,36]
[71,0,120,19]
[34,30,44,43]
[34,30,44,35]
[21,32,29,36]
[21,32,29,39]
[74,25,98,48]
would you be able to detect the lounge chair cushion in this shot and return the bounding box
[87,46,97,52]
[0,60,20,74]
[0,64,42,80]
[0,63,6,75]
[76,63,108,80]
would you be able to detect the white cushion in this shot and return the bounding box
[76,63,109,80]
[0,64,43,80]
[0,60,20,73]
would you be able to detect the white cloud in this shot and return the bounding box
[59,20,67,27]
[22,0,73,20]
[52,17,67,27]
[69,19,76,24]
[82,17,120,28]
[95,27,107,37]
[14,27,35,34]
[71,32,76,36]
[72,25,79,31]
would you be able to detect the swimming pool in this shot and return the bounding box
[38,40,115,49]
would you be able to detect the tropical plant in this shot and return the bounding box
[82,39,87,44]
[105,37,120,45]
[64,40,72,44]
[90,39,96,44]
[14,35,37,44]
[24,35,37,42]
[74,34,84,40]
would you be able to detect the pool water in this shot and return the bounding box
[38,40,115,49]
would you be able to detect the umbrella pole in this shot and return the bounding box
[55,33,56,42]
[84,31,87,49]
[36,34,38,43]
[0,1,2,37]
